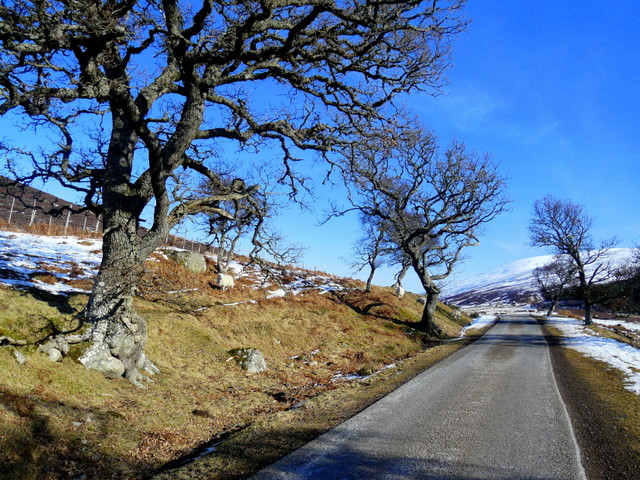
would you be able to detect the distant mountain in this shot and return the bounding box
[442,249,634,306]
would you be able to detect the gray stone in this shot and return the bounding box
[11,348,26,365]
[47,348,63,362]
[166,250,207,273]
[229,348,267,374]
[37,337,70,362]
[80,345,126,379]
[216,273,235,290]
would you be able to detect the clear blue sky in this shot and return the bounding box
[2,1,639,295]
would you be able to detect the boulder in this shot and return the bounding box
[167,250,207,273]
[38,337,70,362]
[229,348,267,374]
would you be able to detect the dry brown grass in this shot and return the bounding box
[561,348,640,454]
[0,247,473,480]
[0,221,102,239]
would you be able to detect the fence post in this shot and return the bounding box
[29,198,37,226]
[95,214,101,233]
[64,210,71,234]
[7,197,15,224]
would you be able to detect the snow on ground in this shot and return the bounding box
[594,319,640,332]
[459,315,498,336]
[0,230,348,298]
[546,316,640,395]
[0,230,101,294]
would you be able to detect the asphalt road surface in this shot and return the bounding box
[250,315,587,480]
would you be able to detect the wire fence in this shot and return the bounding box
[0,175,213,254]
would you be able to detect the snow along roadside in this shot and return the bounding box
[545,316,640,395]
[459,314,498,336]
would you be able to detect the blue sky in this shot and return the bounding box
[2,1,639,295]
[273,0,640,292]
[414,0,640,285]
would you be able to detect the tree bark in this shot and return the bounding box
[583,301,594,326]
[417,288,443,338]
[79,206,160,387]
[77,110,162,386]
[393,262,410,289]
[365,264,376,292]
[577,266,594,326]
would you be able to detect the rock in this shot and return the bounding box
[37,338,70,362]
[166,250,207,273]
[229,348,267,374]
[11,348,26,365]
[79,345,126,379]
[416,297,427,305]
[47,348,63,362]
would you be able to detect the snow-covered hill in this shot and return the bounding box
[443,248,634,306]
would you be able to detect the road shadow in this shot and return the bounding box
[474,333,549,348]
[153,422,567,480]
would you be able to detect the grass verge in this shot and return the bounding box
[0,256,484,480]
[539,318,640,479]
[150,331,489,480]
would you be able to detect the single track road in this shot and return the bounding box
[250,314,587,480]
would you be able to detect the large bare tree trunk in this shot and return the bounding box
[577,269,594,326]
[583,301,594,326]
[417,288,443,338]
[79,218,160,387]
[365,264,376,292]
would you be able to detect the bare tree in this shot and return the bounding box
[0,1,468,385]
[329,123,509,337]
[529,195,618,325]
[533,256,576,316]
[346,215,388,292]
[203,171,303,276]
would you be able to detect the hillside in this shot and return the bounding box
[0,228,477,480]
[443,249,634,306]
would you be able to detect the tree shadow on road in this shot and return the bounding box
[152,422,565,480]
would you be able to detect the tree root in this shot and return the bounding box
[37,332,90,362]
[0,335,27,347]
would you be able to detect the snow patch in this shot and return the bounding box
[459,315,498,336]
[547,316,640,395]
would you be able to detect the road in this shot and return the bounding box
[250,315,587,480]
